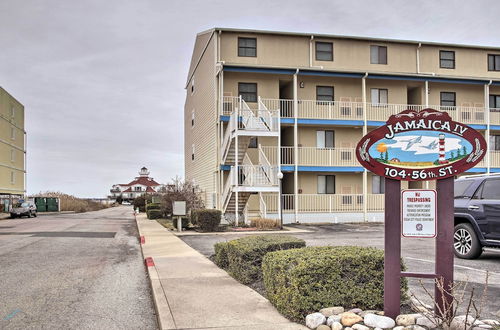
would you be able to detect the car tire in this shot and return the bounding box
[10,214,16,219]
[28,212,32,218]
[454,223,482,259]
[33,212,37,218]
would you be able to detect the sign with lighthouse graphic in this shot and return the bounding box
[356,109,487,181]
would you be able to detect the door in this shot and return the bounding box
[467,178,500,239]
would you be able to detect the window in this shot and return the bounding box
[315,42,333,61]
[480,179,500,200]
[490,135,500,151]
[238,83,257,102]
[370,45,387,64]
[10,106,15,118]
[371,88,388,105]
[191,110,195,127]
[134,187,142,191]
[248,137,258,148]
[372,176,385,194]
[316,86,334,102]
[317,175,335,194]
[316,130,334,148]
[440,92,456,107]
[455,180,475,198]
[490,95,500,109]
[191,79,194,94]
[191,144,195,161]
[10,171,15,184]
[238,37,257,57]
[488,54,500,71]
[440,50,455,69]
[10,149,15,162]
[10,127,15,140]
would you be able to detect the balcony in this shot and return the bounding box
[255,193,385,213]
[261,146,359,167]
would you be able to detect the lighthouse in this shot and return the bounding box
[438,133,448,164]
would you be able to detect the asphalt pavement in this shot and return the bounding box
[0,206,157,329]
[180,222,500,320]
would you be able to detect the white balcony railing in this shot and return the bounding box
[224,97,500,125]
[238,165,279,186]
[258,193,385,213]
[261,146,358,167]
[491,151,500,168]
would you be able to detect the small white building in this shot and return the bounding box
[110,167,165,201]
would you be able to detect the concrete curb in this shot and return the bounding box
[172,226,312,236]
[135,214,170,330]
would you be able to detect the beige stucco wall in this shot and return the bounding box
[298,172,363,194]
[298,126,363,148]
[427,82,485,106]
[184,34,218,208]
[0,87,25,195]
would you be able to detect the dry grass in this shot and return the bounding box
[250,218,279,230]
[32,191,109,213]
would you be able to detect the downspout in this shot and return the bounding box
[416,43,436,76]
[362,72,368,222]
[486,79,493,174]
[309,36,324,69]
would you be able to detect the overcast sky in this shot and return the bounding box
[1,0,499,197]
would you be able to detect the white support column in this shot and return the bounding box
[293,71,299,223]
[235,98,240,226]
[362,75,368,222]
[485,83,491,174]
[425,80,430,189]
[424,80,429,107]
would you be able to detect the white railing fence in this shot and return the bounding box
[238,165,279,186]
[259,192,267,219]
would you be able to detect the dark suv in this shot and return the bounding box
[454,174,500,259]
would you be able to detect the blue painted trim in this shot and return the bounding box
[222,65,498,85]
[297,118,364,126]
[280,118,294,124]
[281,166,295,172]
[298,70,364,78]
[220,165,231,171]
[298,166,365,172]
[491,125,500,131]
[491,168,500,173]
[468,124,487,130]
[223,66,296,75]
[368,74,488,85]
[220,115,230,122]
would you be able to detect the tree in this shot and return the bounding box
[116,195,123,204]
[462,145,467,156]
[160,176,204,216]
[457,148,461,157]
[450,151,455,160]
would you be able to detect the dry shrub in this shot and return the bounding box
[250,218,279,230]
[32,191,109,213]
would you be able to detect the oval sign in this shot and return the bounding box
[356,109,487,181]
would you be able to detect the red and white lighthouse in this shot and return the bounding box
[438,133,448,164]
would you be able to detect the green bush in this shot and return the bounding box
[172,217,189,229]
[133,195,152,212]
[262,246,407,322]
[147,209,163,220]
[213,241,229,269]
[197,209,222,232]
[146,203,161,212]
[216,235,306,285]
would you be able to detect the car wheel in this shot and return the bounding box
[454,223,482,259]
[10,214,16,219]
[28,212,32,218]
[33,212,37,218]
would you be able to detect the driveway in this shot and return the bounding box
[180,223,500,319]
[0,206,157,329]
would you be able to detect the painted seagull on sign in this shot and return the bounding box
[401,136,422,150]
[422,140,439,150]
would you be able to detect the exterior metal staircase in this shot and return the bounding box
[220,97,281,224]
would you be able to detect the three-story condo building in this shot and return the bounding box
[0,87,26,212]
[184,28,500,224]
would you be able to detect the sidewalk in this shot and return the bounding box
[136,214,306,330]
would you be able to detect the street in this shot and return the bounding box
[180,223,500,319]
[0,206,157,330]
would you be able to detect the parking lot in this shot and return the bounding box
[180,223,500,319]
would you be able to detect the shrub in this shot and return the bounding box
[262,246,408,322]
[190,209,199,225]
[197,209,222,232]
[250,218,279,230]
[216,235,306,284]
[133,195,152,212]
[147,209,163,220]
[213,242,229,269]
[146,203,161,212]
[172,217,189,229]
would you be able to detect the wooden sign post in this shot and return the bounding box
[356,109,487,318]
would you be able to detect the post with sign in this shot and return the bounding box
[356,109,487,319]
[173,201,186,232]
